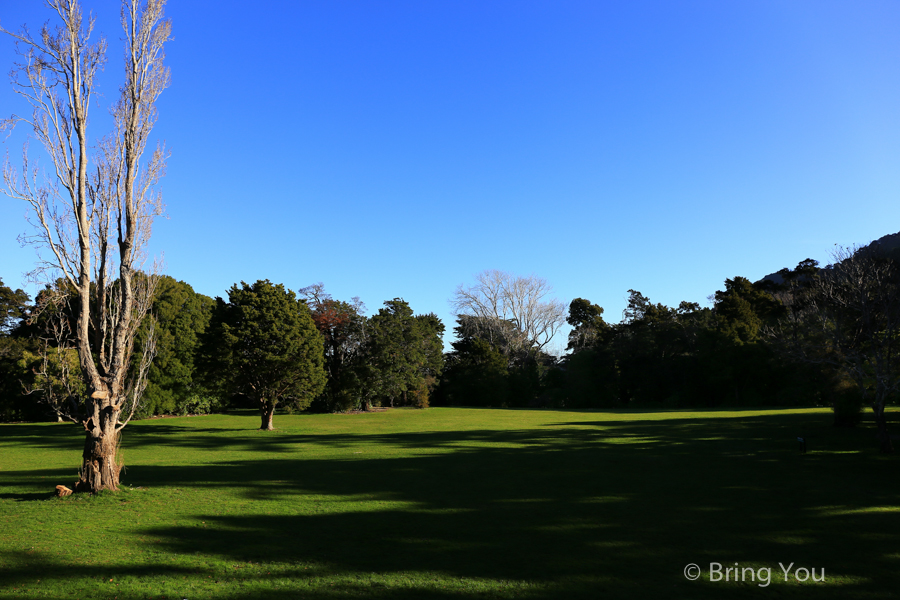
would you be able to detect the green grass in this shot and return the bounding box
[1,406,898,599]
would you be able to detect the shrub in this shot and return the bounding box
[832,379,864,427]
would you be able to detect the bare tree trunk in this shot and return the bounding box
[78,413,121,492]
[260,400,275,431]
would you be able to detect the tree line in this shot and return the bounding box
[4,237,899,454]
[0,276,445,426]
[437,248,900,454]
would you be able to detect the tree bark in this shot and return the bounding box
[76,398,122,492]
[260,401,275,431]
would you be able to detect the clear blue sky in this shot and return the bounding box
[2,0,899,353]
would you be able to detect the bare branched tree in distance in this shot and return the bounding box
[1,0,171,492]
[814,246,900,452]
[770,246,900,452]
[451,270,566,356]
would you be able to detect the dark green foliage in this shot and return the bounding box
[415,313,446,380]
[204,280,326,428]
[15,346,86,420]
[439,336,509,407]
[437,316,554,408]
[551,282,828,409]
[714,276,783,344]
[453,314,521,362]
[566,298,609,351]
[0,279,38,421]
[364,299,444,407]
[557,348,619,408]
[411,313,446,408]
[0,278,29,336]
[0,337,42,421]
[133,276,217,417]
[831,378,865,427]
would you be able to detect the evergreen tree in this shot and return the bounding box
[0,278,36,421]
[365,299,428,407]
[0,278,30,336]
[205,280,326,430]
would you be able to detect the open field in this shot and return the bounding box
[1,407,898,599]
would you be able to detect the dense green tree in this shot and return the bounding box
[132,276,216,416]
[611,290,687,403]
[558,287,791,408]
[437,314,556,408]
[365,299,438,407]
[699,277,787,405]
[205,280,326,430]
[415,314,445,372]
[566,298,609,351]
[453,314,521,365]
[0,279,30,336]
[0,279,36,421]
[439,333,509,407]
[714,276,782,344]
[557,347,619,408]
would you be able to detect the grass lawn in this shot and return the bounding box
[0,406,898,599]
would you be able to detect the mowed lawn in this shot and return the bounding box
[0,406,898,599]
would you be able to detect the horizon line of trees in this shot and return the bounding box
[0,276,446,428]
[2,241,898,450]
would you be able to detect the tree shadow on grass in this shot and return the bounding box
[0,490,57,501]
[0,421,83,447]
[106,408,885,459]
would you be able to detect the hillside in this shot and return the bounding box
[760,230,900,286]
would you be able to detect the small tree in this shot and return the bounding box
[208,280,326,430]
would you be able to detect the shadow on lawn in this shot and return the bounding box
[3,411,899,598]
[111,409,886,460]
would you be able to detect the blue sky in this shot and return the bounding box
[2,0,899,353]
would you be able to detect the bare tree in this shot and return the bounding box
[771,246,900,452]
[451,269,566,354]
[1,0,170,492]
